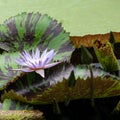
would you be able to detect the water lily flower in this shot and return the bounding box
[14,48,60,77]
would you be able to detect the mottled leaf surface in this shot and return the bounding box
[1,63,120,105]
[0,12,74,90]
[93,41,119,72]
[0,52,22,90]
[32,76,120,104]
[0,12,120,106]
[0,12,74,60]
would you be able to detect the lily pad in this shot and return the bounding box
[70,32,120,48]
[0,12,75,90]
[0,52,22,90]
[0,12,74,60]
[1,63,120,105]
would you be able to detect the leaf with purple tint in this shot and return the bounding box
[1,63,120,105]
[0,12,74,61]
[0,12,74,96]
[0,52,22,90]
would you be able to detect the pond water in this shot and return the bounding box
[0,0,120,36]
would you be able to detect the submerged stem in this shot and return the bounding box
[88,64,95,107]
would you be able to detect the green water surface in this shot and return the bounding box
[0,0,120,36]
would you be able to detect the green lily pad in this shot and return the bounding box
[0,52,22,90]
[0,12,75,90]
[1,63,120,105]
[0,12,74,60]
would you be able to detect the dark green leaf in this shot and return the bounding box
[81,45,93,64]
[93,41,119,72]
[0,12,74,61]
[1,63,120,105]
[68,70,76,87]
[0,12,74,92]
[109,31,115,45]
[0,52,22,90]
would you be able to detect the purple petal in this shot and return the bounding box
[40,49,48,60]
[34,48,40,59]
[37,60,43,68]
[44,62,60,69]
[41,57,49,67]
[46,49,56,59]
[12,68,34,72]
[41,49,57,65]
[15,59,26,66]
[32,49,35,58]
[15,48,58,73]
[23,50,32,61]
